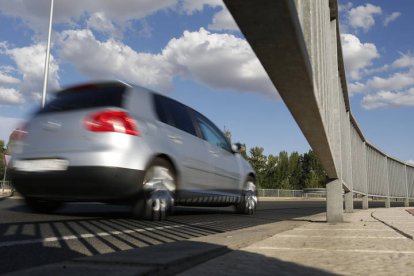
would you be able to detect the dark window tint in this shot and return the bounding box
[194,111,231,152]
[154,94,196,136]
[38,83,126,114]
[154,94,171,125]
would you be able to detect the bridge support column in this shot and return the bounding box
[362,195,369,209]
[344,191,353,213]
[385,197,391,208]
[404,198,410,207]
[326,179,343,223]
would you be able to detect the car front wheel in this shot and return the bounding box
[235,177,257,215]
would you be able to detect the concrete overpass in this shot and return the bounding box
[224,0,414,222]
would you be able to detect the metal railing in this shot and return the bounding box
[0,180,13,194]
[225,0,413,222]
[292,0,414,205]
[257,189,326,198]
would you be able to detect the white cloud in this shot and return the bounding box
[208,8,239,31]
[363,64,390,76]
[392,53,414,69]
[0,87,24,105]
[57,28,277,97]
[86,12,120,38]
[348,4,382,32]
[180,0,223,14]
[341,34,379,80]
[362,88,414,110]
[162,28,276,96]
[348,81,366,95]
[366,72,414,92]
[0,0,178,34]
[57,29,173,91]
[347,52,414,96]
[0,72,20,85]
[338,3,353,13]
[384,12,401,26]
[0,1,236,37]
[3,43,60,103]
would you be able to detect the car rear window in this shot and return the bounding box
[37,83,127,114]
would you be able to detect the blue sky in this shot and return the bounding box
[0,1,413,163]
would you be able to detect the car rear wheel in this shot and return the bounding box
[131,158,175,220]
[25,198,63,213]
[235,177,257,215]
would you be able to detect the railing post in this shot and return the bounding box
[362,195,369,209]
[326,179,343,223]
[404,165,410,207]
[363,142,369,209]
[344,191,353,213]
[344,112,353,213]
[385,156,391,208]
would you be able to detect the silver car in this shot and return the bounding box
[10,81,257,220]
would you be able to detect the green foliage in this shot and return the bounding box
[223,126,232,144]
[247,147,267,187]
[223,128,326,189]
[246,147,326,189]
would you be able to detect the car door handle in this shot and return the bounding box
[209,150,219,156]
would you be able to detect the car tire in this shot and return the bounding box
[131,158,175,220]
[25,198,63,213]
[235,177,257,215]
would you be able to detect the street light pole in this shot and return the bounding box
[41,0,55,108]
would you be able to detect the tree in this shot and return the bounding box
[216,127,327,190]
[248,147,267,188]
[223,126,232,144]
[288,151,303,189]
[276,151,290,189]
[263,154,278,188]
[239,143,249,160]
[302,150,326,188]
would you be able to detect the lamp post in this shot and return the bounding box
[41,0,55,108]
[2,149,7,193]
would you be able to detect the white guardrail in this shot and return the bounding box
[0,181,13,194]
[257,189,326,198]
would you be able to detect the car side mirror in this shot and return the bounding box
[231,143,243,154]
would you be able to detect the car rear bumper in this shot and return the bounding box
[10,166,145,202]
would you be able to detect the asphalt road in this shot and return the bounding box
[0,197,407,274]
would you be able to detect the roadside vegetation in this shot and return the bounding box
[224,128,327,189]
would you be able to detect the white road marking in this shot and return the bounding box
[275,234,404,239]
[251,247,414,254]
[0,222,209,248]
[294,228,393,232]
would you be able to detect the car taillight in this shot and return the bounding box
[84,110,139,136]
[13,123,29,141]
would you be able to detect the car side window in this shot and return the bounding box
[194,112,231,152]
[154,94,196,136]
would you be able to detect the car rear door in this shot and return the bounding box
[153,94,214,197]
